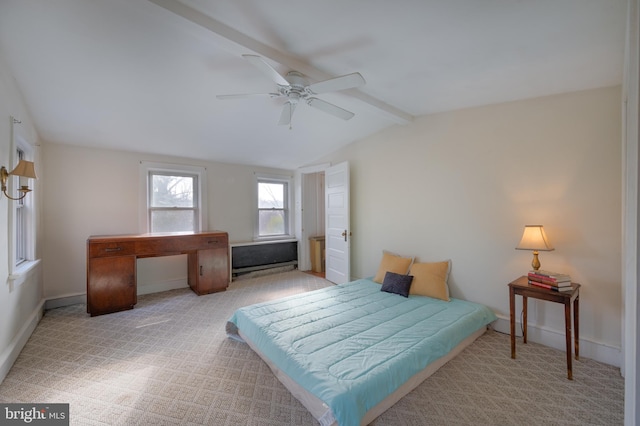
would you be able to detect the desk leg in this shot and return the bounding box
[574,295,580,360]
[522,295,528,344]
[510,287,516,359]
[564,300,573,380]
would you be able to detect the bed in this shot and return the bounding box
[226,275,497,426]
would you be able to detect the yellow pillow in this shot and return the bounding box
[408,261,451,301]
[373,251,413,283]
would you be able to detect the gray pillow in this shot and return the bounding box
[381,271,413,297]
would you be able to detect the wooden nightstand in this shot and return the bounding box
[508,275,580,380]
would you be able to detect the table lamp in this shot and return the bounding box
[515,225,554,271]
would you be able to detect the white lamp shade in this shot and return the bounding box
[516,225,554,251]
[9,160,37,179]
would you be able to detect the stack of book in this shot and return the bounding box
[527,270,573,292]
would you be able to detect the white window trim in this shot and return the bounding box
[139,161,208,233]
[7,119,39,287]
[254,172,294,241]
[9,259,41,288]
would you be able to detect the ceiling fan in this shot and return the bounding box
[217,55,366,127]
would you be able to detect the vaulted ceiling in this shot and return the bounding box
[0,0,627,169]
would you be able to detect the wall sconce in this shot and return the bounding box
[1,160,37,201]
[515,225,554,271]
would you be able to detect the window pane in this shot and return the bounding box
[259,210,285,236]
[151,174,194,208]
[258,182,284,208]
[151,210,195,233]
[16,148,26,265]
[16,205,25,264]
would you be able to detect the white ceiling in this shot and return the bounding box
[0,0,627,169]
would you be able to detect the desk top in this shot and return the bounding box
[88,231,227,242]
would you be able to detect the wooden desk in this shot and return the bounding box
[508,275,580,380]
[87,231,229,316]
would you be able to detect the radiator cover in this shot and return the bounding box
[231,240,298,275]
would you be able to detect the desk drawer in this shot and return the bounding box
[89,242,136,258]
[134,235,227,255]
[193,235,228,249]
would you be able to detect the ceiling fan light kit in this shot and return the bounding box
[217,55,365,127]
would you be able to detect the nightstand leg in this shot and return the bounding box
[574,295,579,360]
[510,286,516,358]
[565,301,573,380]
[522,295,528,344]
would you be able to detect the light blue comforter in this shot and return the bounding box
[226,278,496,426]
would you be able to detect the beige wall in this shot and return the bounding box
[318,86,622,364]
[41,143,292,299]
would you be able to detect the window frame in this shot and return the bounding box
[255,173,293,240]
[8,126,39,286]
[139,161,207,234]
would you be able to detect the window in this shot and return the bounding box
[149,171,197,233]
[257,176,291,238]
[140,162,207,233]
[8,127,39,285]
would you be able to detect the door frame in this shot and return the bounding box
[295,163,331,272]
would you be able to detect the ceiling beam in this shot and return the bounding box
[146,0,413,125]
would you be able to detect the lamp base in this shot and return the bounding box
[531,251,541,271]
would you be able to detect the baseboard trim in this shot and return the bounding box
[492,315,622,368]
[137,278,188,295]
[44,280,190,311]
[45,293,86,310]
[0,299,44,383]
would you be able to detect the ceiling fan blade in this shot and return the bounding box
[278,101,297,126]
[216,93,279,100]
[307,72,365,94]
[242,54,290,87]
[307,98,355,120]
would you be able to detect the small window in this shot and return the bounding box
[140,162,207,233]
[257,177,290,238]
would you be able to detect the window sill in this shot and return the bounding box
[9,259,41,288]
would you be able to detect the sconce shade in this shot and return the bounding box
[1,160,37,201]
[515,225,554,251]
[9,160,37,179]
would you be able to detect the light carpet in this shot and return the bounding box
[0,270,624,425]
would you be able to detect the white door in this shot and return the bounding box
[325,161,350,284]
